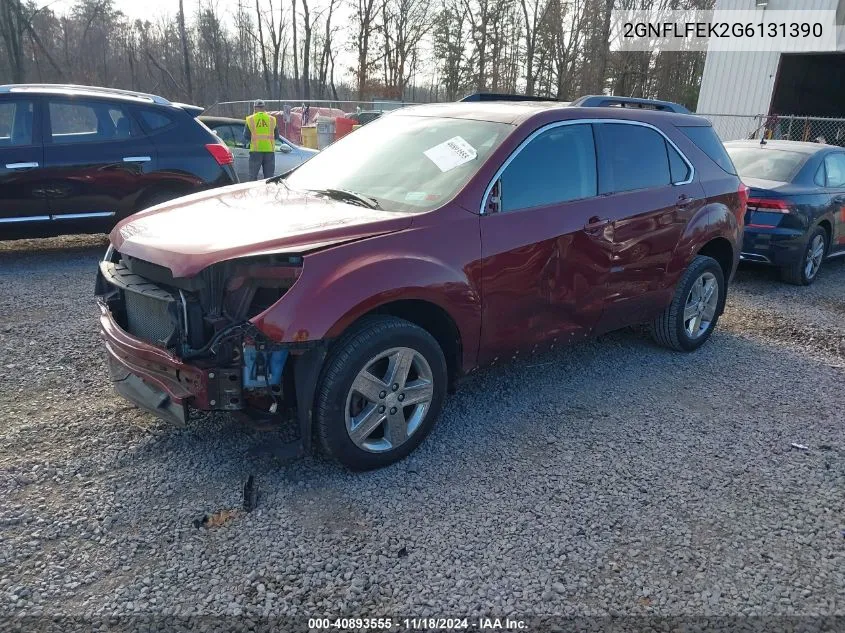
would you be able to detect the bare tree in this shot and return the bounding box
[576,0,615,95]
[254,0,271,94]
[178,0,194,100]
[196,3,229,100]
[485,0,517,91]
[265,0,289,100]
[381,0,432,99]
[432,0,470,100]
[462,0,492,91]
[352,0,378,99]
[0,0,715,114]
[519,0,544,95]
[0,0,26,83]
[300,0,313,99]
[534,0,588,99]
[291,0,299,97]
[316,0,339,98]
[1,0,65,82]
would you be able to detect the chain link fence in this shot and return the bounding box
[700,113,845,147]
[206,99,416,120]
[205,99,845,149]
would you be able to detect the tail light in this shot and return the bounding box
[746,196,793,229]
[747,197,791,213]
[205,143,234,166]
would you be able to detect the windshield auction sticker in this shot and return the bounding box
[424,136,478,172]
[609,9,836,52]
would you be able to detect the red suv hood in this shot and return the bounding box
[111,182,412,277]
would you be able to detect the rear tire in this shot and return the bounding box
[650,255,725,352]
[315,316,447,470]
[780,226,826,286]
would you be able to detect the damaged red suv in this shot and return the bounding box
[97,95,745,470]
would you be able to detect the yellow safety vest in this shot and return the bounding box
[246,112,276,153]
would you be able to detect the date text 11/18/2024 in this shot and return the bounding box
[308,617,528,630]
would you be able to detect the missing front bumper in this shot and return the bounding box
[110,358,187,426]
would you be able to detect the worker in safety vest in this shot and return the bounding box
[243,99,282,180]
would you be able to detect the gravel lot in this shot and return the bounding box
[1,234,844,625]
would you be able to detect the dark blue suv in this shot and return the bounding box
[0,84,237,239]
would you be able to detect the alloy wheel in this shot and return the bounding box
[804,234,825,280]
[683,271,719,339]
[344,347,434,453]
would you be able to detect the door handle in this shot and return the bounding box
[676,194,697,208]
[584,216,611,230]
[122,156,151,163]
[6,162,39,169]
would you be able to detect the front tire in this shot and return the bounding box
[780,226,826,286]
[650,255,725,352]
[315,316,447,470]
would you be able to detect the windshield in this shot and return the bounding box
[726,146,807,182]
[284,114,513,213]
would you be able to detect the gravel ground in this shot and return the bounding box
[1,234,844,626]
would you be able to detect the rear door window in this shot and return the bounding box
[500,123,597,211]
[0,100,36,147]
[48,100,135,144]
[824,153,845,188]
[596,123,671,194]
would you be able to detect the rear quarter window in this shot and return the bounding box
[824,153,845,187]
[678,125,737,175]
[138,109,176,132]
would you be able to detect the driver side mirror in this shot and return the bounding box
[277,142,292,154]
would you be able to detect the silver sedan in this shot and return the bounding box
[199,115,317,181]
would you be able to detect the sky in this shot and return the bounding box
[47,0,313,23]
[50,0,183,20]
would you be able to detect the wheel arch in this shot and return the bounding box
[342,299,464,388]
[697,236,734,283]
[817,218,833,251]
[253,239,483,374]
[668,200,740,281]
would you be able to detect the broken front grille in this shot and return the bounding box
[100,259,183,347]
[124,288,179,346]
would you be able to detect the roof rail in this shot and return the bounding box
[0,84,171,106]
[569,95,690,114]
[460,92,559,103]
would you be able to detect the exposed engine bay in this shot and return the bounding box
[95,247,323,432]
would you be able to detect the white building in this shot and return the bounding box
[697,0,845,130]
